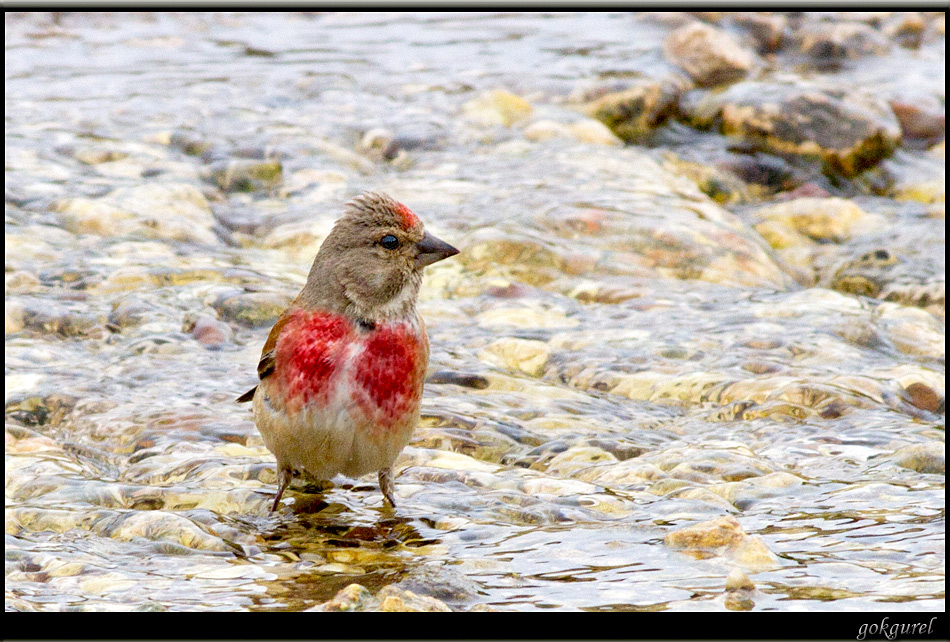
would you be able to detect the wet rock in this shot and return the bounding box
[188,316,233,349]
[664,22,757,87]
[740,377,880,416]
[477,303,577,329]
[399,446,500,474]
[512,439,571,469]
[664,515,781,572]
[887,369,944,410]
[893,179,945,206]
[580,79,683,143]
[584,438,644,462]
[426,371,490,389]
[825,247,896,295]
[928,11,944,33]
[377,585,453,612]
[53,183,218,244]
[259,219,331,263]
[112,183,217,243]
[750,471,802,489]
[314,583,374,611]
[891,442,945,475]
[733,13,786,53]
[200,422,256,445]
[670,487,738,511]
[522,116,622,148]
[279,168,348,201]
[718,153,797,193]
[479,337,550,378]
[6,393,78,427]
[668,462,715,484]
[462,89,532,127]
[211,291,292,328]
[574,459,666,486]
[641,12,696,29]
[725,567,755,591]
[644,447,775,485]
[777,183,832,200]
[888,96,945,144]
[523,119,569,142]
[721,565,758,608]
[53,197,135,236]
[168,130,215,157]
[612,371,733,404]
[739,360,784,375]
[885,12,927,49]
[566,119,623,146]
[206,158,282,192]
[876,303,944,359]
[362,131,420,169]
[901,382,944,414]
[304,138,375,173]
[5,270,42,293]
[723,590,755,611]
[520,477,603,502]
[710,472,804,509]
[459,231,565,286]
[16,299,103,338]
[584,82,678,143]
[660,153,762,204]
[797,21,890,65]
[563,279,644,305]
[685,81,902,177]
[108,296,161,330]
[648,478,697,497]
[872,145,946,207]
[391,564,482,606]
[6,300,26,334]
[95,267,160,295]
[103,511,232,551]
[821,249,945,313]
[752,197,880,246]
[73,146,129,165]
[542,446,618,477]
[358,127,401,162]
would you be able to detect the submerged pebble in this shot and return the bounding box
[664,22,757,87]
[664,516,782,572]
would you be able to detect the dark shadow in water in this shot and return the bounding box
[249,486,444,610]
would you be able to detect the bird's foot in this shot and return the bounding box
[378,467,397,508]
[271,467,293,512]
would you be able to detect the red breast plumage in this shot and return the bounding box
[238,192,457,511]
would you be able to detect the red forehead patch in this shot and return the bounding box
[394,202,421,230]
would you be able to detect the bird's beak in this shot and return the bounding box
[415,231,459,268]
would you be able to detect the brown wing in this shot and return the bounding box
[236,309,295,403]
[236,387,256,403]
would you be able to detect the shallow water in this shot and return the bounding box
[5,12,944,612]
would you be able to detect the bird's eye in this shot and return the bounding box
[379,234,400,250]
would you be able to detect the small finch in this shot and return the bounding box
[237,192,458,510]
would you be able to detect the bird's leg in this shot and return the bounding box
[272,466,293,512]
[378,467,397,508]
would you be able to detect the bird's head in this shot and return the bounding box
[298,192,459,323]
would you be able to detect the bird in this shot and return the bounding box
[237,192,459,511]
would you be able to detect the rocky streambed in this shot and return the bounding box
[5,12,944,612]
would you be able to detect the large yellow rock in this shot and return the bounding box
[664,515,781,572]
[479,337,550,377]
[752,197,879,245]
[463,89,532,127]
